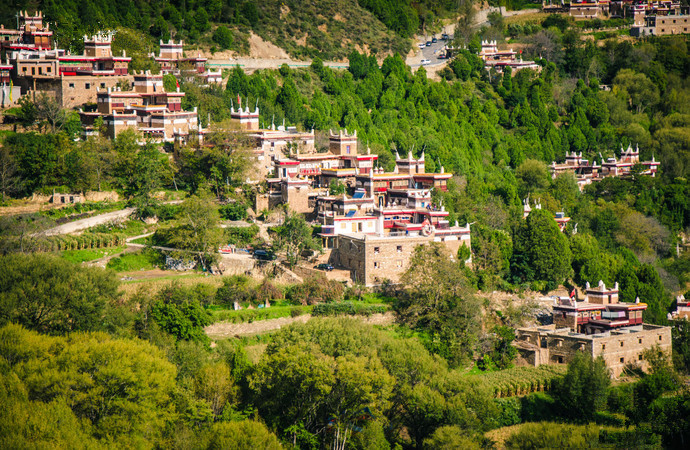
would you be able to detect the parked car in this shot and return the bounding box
[253,249,276,261]
[432,37,437,43]
[418,43,426,49]
[421,59,431,65]
[425,41,432,47]
[437,54,446,59]
[315,263,334,271]
[441,33,449,40]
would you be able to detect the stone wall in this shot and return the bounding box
[515,324,672,378]
[334,234,430,286]
[282,184,311,214]
[654,15,690,35]
[60,75,131,108]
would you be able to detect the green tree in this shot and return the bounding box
[423,425,480,450]
[397,243,481,366]
[512,208,573,288]
[0,324,177,444]
[204,420,282,449]
[553,352,610,422]
[163,74,178,92]
[168,191,224,270]
[122,140,169,218]
[213,26,233,50]
[272,212,321,268]
[0,254,119,334]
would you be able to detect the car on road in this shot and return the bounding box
[421,59,431,65]
[315,263,334,271]
[425,41,432,47]
[253,249,276,261]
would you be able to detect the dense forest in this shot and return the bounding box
[2,2,690,448]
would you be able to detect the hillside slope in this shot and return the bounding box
[253,0,408,59]
[0,0,412,59]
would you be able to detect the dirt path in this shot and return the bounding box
[43,208,135,236]
[205,311,395,339]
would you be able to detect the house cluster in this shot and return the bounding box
[478,40,541,75]
[514,280,672,377]
[237,109,470,286]
[629,0,690,36]
[1,11,131,108]
[443,41,541,75]
[0,11,225,142]
[151,39,222,85]
[78,71,203,143]
[548,145,660,191]
[541,0,689,36]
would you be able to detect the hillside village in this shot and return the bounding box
[1,3,690,449]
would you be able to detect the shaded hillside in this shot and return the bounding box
[0,0,426,59]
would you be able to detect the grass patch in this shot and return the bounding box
[210,305,313,323]
[60,246,127,264]
[106,248,165,272]
[504,13,549,26]
[119,274,226,299]
[129,236,151,245]
[88,219,150,237]
[42,201,125,221]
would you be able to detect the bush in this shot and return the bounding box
[225,225,259,246]
[219,202,247,221]
[255,279,284,302]
[212,26,233,50]
[216,275,255,306]
[505,422,600,449]
[495,397,522,427]
[285,275,345,305]
[311,302,385,317]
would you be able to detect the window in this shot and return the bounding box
[31,67,35,75]
[638,354,643,361]
[374,261,380,269]
[620,357,625,363]
[38,67,42,75]
[396,260,403,268]
[374,247,380,254]
[397,245,402,252]
[47,67,51,73]
[100,83,106,88]
[659,335,663,341]
[85,83,91,89]
[602,344,606,350]
[346,145,351,154]
[557,356,564,364]
[69,83,75,88]
[638,338,642,344]
[358,223,362,232]
[620,341,624,347]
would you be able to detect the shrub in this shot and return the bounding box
[216,275,254,306]
[219,202,247,220]
[212,26,233,50]
[255,279,284,302]
[311,302,385,317]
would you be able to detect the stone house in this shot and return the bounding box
[514,281,672,377]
